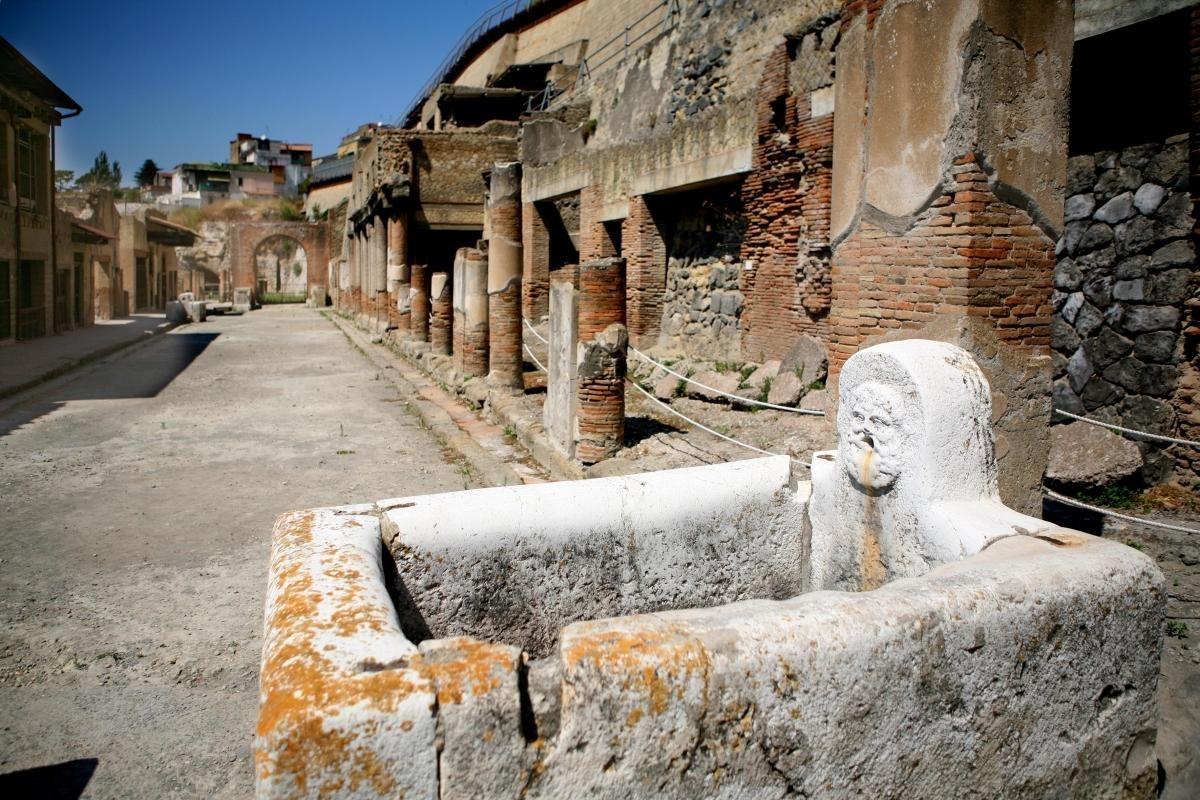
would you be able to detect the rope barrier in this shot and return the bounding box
[628,346,826,416]
[628,379,810,468]
[523,317,548,345]
[1044,489,1200,535]
[1053,409,1199,449]
[523,343,547,373]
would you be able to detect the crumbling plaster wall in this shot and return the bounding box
[521,0,842,206]
[833,0,1072,239]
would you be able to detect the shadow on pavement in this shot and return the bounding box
[0,758,98,799]
[0,332,219,437]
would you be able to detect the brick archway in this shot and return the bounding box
[230,221,330,304]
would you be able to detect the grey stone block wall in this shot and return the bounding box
[659,255,743,359]
[1052,134,1196,483]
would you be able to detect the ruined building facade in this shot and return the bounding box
[327,0,1198,490]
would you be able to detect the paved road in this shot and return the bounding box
[0,306,471,798]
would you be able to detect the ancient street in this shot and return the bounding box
[0,306,471,797]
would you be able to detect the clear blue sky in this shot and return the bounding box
[0,0,498,183]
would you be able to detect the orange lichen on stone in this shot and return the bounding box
[408,637,515,706]
[256,509,431,797]
[564,626,711,720]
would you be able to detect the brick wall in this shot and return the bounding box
[522,201,550,320]
[579,185,619,261]
[739,38,834,361]
[578,257,626,341]
[829,154,1055,373]
[620,195,666,347]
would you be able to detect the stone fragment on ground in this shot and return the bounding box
[780,335,828,384]
[653,374,681,401]
[1045,421,1143,488]
[800,388,828,414]
[744,359,781,391]
[685,370,741,402]
[767,371,804,406]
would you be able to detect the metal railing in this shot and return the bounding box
[527,0,679,113]
[401,0,538,125]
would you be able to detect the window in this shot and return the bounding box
[16,128,45,211]
[238,177,244,187]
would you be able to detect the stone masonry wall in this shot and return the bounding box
[660,257,742,359]
[1053,135,1197,483]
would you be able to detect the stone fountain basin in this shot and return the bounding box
[255,457,1164,799]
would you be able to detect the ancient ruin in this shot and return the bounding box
[256,340,1165,798]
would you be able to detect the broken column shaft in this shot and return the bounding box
[576,257,627,464]
[487,162,524,388]
[453,247,489,377]
[410,263,430,341]
[388,210,411,332]
[430,272,452,355]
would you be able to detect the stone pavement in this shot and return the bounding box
[0,314,173,399]
[0,305,472,798]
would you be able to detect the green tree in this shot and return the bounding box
[134,158,160,187]
[54,170,74,192]
[76,151,122,190]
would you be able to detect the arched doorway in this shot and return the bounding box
[254,235,308,303]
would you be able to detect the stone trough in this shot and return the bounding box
[256,340,1165,799]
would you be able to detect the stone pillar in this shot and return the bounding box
[373,216,389,329]
[410,263,430,341]
[545,279,579,458]
[621,195,667,349]
[350,229,363,314]
[576,257,627,464]
[826,0,1073,515]
[487,162,524,388]
[430,271,452,355]
[522,201,550,321]
[388,209,411,332]
[453,247,489,377]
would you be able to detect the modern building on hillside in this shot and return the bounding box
[169,162,276,206]
[229,133,312,196]
[304,153,354,220]
[0,35,83,343]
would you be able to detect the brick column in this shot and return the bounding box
[351,228,364,314]
[430,271,452,355]
[579,185,619,261]
[576,257,627,464]
[827,0,1072,515]
[487,162,524,388]
[453,247,489,377]
[522,201,550,321]
[410,263,429,341]
[388,209,411,332]
[621,195,666,348]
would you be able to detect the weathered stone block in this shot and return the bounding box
[1046,422,1143,488]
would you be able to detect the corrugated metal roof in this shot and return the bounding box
[311,154,354,186]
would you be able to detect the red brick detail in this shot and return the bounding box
[579,185,619,261]
[430,272,452,355]
[621,195,667,347]
[578,258,626,342]
[739,41,834,361]
[828,154,1055,375]
[410,264,430,341]
[488,180,523,388]
[228,220,330,306]
[522,201,550,320]
[454,248,489,378]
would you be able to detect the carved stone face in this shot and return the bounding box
[839,381,910,491]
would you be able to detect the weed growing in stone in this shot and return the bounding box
[1166,621,1190,639]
